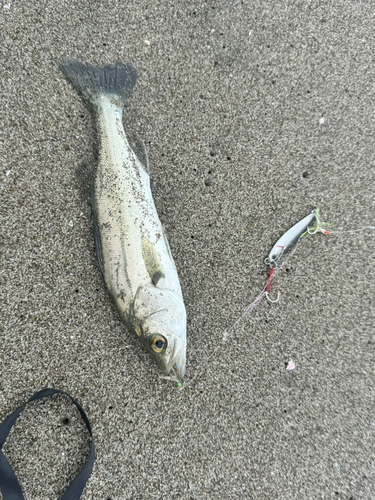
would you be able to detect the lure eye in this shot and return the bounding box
[150,335,167,353]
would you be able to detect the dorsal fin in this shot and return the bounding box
[141,238,165,286]
[129,137,150,174]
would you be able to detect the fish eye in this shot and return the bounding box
[150,335,167,353]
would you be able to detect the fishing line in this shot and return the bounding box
[328,226,375,234]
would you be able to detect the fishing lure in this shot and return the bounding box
[266,209,328,266]
[264,208,330,300]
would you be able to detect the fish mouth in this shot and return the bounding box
[160,344,186,380]
[172,351,186,380]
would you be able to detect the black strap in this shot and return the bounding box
[0,388,95,500]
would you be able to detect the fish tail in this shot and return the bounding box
[58,59,137,107]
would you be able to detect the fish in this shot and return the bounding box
[59,60,187,379]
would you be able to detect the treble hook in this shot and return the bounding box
[307,208,330,235]
[265,291,280,303]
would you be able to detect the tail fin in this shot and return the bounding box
[59,59,137,106]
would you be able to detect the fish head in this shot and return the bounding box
[146,319,186,380]
[135,287,187,379]
[132,286,186,379]
[142,308,186,379]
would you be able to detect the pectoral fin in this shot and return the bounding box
[141,238,165,286]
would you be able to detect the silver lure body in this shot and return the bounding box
[268,211,316,264]
[59,61,186,378]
